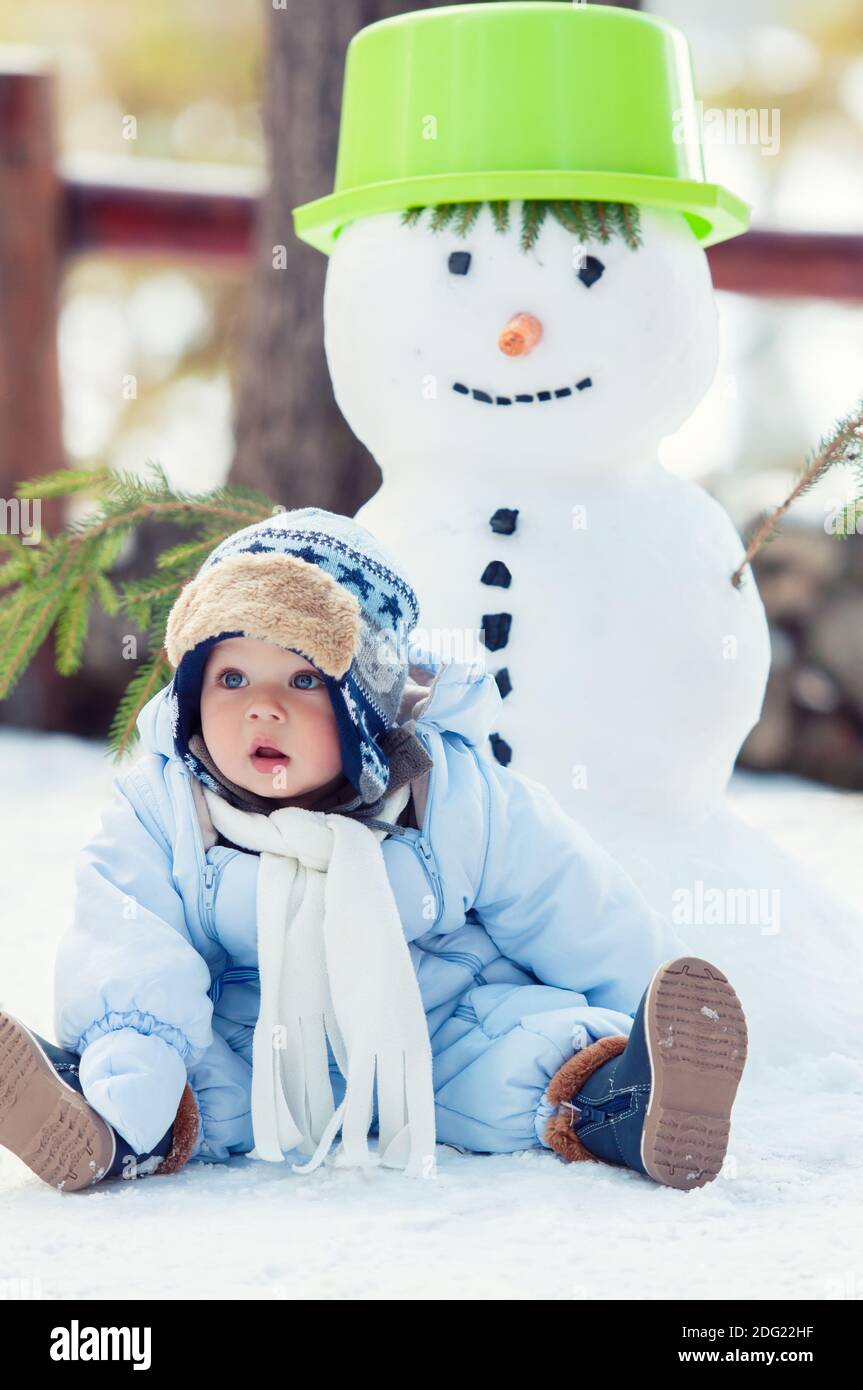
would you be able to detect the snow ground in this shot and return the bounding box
[1,727,861,1302]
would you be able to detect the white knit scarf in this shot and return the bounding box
[202,784,437,1178]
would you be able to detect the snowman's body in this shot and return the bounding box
[359,462,769,828]
[323,202,862,1066]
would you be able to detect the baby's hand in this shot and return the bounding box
[78,1029,188,1155]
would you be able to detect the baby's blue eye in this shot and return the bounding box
[293,672,323,690]
[222,670,247,689]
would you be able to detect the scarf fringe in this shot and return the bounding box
[291,1046,437,1178]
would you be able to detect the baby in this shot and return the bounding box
[0,507,747,1191]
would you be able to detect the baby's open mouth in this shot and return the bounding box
[250,745,289,770]
[452,376,592,405]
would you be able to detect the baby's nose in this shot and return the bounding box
[498,312,543,357]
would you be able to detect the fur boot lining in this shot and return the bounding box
[153,1082,201,1176]
[544,1034,628,1164]
[165,552,360,677]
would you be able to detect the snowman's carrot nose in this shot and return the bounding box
[498,312,543,356]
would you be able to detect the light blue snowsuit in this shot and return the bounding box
[53,652,685,1165]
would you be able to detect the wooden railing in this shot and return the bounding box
[3,62,863,508]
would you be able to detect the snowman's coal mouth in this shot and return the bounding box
[452,377,592,405]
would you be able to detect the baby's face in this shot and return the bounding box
[200,636,343,799]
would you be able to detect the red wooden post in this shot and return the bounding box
[0,60,67,728]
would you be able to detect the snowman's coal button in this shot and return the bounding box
[489,733,512,766]
[480,560,511,588]
[489,508,518,534]
[482,613,511,651]
[448,251,471,275]
[494,667,512,699]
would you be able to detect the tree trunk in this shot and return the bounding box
[231,0,435,516]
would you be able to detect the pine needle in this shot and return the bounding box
[429,203,457,232]
[107,648,174,764]
[519,199,548,252]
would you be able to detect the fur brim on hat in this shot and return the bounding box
[165,552,360,677]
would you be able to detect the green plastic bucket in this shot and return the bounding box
[292,1,750,255]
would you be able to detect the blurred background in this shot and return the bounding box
[0,0,862,786]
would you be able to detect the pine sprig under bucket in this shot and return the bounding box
[0,460,278,761]
[401,198,643,251]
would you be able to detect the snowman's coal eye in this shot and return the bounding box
[577,256,605,288]
[448,251,471,275]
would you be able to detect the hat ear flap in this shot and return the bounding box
[325,672,391,804]
[171,631,244,765]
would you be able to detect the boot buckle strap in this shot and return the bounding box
[560,1092,633,1129]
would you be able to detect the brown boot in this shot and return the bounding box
[150,1083,200,1177]
[0,1011,200,1191]
[545,1034,629,1164]
[543,957,748,1189]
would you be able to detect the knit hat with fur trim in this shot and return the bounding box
[163,506,420,806]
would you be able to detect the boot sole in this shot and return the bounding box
[0,1011,116,1192]
[640,957,747,1190]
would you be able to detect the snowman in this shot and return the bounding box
[322,197,771,834]
[293,3,863,1067]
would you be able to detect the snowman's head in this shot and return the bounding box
[323,199,719,479]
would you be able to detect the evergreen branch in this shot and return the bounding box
[452,202,482,236]
[92,572,121,617]
[63,496,265,546]
[55,577,92,676]
[119,574,186,632]
[401,197,643,253]
[0,549,36,588]
[155,535,231,571]
[731,402,863,587]
[588,201,611,243]
[520,199,548,253]
[0,587,33,646]
[488,200,510,234]
[580,201,602,242]
[14,466,111,499]
[608,201,642,251]
[0,460,279,725]
[549,200,589,241]
[0,575,75,698]
[106,647,173,763]
[429,203,457,232]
